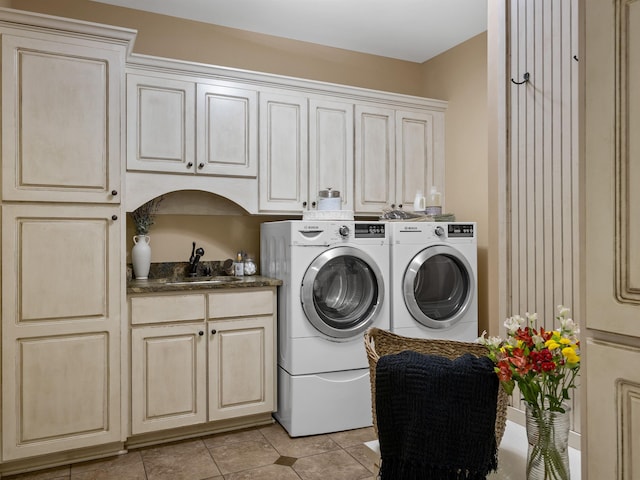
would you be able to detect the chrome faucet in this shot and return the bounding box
[188,242,205,276]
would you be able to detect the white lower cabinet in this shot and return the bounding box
[129,288,276,435]
[208,317,275,420]
[131,323,208,434]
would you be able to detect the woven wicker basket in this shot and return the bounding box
[364,327,509,446]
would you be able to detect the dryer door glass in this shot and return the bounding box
[301,246,384,339]
[403,245,475,329]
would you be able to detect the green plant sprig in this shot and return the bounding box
[131,196,162,235]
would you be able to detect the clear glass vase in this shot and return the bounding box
[525,404,571,480]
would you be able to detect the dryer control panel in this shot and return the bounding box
[448,223,475,238]
[355,223,386,238]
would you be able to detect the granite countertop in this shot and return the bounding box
[127,275,282,294]
[127,260,282,294]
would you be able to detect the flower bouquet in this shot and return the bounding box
[479,306,580,480]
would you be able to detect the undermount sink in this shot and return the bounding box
[163,276,242,286]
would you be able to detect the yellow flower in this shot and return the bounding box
[545,339,561,350]
[559,337,572,345]
[562,347,580,363]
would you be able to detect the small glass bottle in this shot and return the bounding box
[234,252,244,276]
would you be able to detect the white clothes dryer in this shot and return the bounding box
[260,220,389,437]
[389,221,478,341]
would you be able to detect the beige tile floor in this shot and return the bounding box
[4,422,379,480]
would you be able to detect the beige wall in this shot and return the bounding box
[421,33,490,333]
[12,0,424,95]
[126,212,290,267]
[10,2,491,322]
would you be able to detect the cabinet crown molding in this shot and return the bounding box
[0,7,137,53]
[127,53,448,112]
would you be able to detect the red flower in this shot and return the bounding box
[541,361,556,372]
[539,327,553,342]
[497,360,512,382]
[507,348,532,375]
[530,349,556,373]
[514,328,535,347]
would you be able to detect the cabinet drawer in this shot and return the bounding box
[208,289,274,319]
[130,294,205,324]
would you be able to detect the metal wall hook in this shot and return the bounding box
[511,72,530,85]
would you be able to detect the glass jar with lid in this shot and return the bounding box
[244,255,257,276]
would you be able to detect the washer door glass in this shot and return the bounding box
[301,246,384,339]
[403,245,474,329]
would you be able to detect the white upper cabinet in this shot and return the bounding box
[259,94,356,214]
[124,54,446,215]
[395,110,444,211]
[127,72,258,177]
[127,73,196,174]
[258,92,309,212]
[355,107,444,214]
[308,98,354,212]
[1,31,128,203]
[354,105,396,213]
[197,83,258,177]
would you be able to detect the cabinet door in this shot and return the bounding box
[1,33,124,203]
[1,204,122,460]
[395,110,441,209]
[309,98,354,211]
[197,83,258,177]
[126,73,196,174]
[354,105,396,213]
[259,92,308,212]
[208,317,275,421]
[131,324,207,434]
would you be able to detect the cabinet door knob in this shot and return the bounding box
[111,190,118,196]
[211,329,217,335]
[390,204,396,209]
[311,201,316,208]
[111,215,118,221]
[187,162,193,168]
[198,163,205,169]
[398,204,403,209]
[198,330,204,336]
[302,201,307,207]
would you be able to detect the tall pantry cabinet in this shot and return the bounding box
[0,9,135,463]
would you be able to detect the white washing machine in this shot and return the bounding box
[260,220,389,437]
[389,221,478,341]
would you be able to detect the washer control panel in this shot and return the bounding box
[355,223,386,238]
[448,223,475,238]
